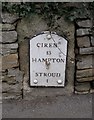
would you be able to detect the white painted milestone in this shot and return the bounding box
[30,31,67,87]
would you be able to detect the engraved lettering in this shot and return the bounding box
[32,58,65,63]
[35,73,61,77]
[36,43,58,48]
[46,51,51,55]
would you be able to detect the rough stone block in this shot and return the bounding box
[77,77,94,82]
[79,47,94,55]
[75,91,89,94]
[2,13,19,24]
[1,43,18,55]
[75,82,90,92]
[2,24,15,31]
[76,69,94,78]
[91,36,94,46]
[77,36,90,47]
[90,89,94,93]
[2,76,16,84]
[2,54,19,70]
[2,82,22,93]
[76,29,90,36]
[2,92,21,99]
[2,31,17,43]
[8,68,24,83]
[77,20,92,28]
[77,55,94,69]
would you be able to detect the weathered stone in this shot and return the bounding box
[2,54,19,70]
[2,13,19,24]
[76,29,90,36]
[2,93,21,100]
[2,76,16,84]
[79,47,94,55]
[77,55,94,69]
[2,24,15,31]
[77,20,92,28]
[1,69,8,76]
[2,31,17,43]
[8,68,24,83]
[90,89,94,93]
[77,77,94,82]
[2,82,22,93]
[76,69,94,78]
[77,36,90,47]
[75,82,90,92]
[0,56,2,73]
[1,43,18,55]
[91,36,94,46]
[75,91,89,94]
[17,15,48,41]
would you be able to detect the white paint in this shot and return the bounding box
[30,31,67,87]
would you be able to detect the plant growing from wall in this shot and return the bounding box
[2,2,93,27]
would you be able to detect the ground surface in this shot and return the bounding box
[2,94,93,118]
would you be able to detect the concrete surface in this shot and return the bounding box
[2,94,92,118]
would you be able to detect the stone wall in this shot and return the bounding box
[1,13,23,99]
[1,12,94,99]
[75,19,94,94]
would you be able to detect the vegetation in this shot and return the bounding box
[2,2,94,28]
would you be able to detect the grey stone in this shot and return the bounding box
[2,24,15,31]
[77,36,90,48]
[2,13,19,24]
[17,15,48,41]
[2,82,22,94]
[76,29,90,36]
[2,93,21,100]
[75,82,90,92]
[2,54,19,70]
[76,69,94,78]
[90,89,94,93]
[75,91,89,94]
[91,36,94,46]
[77,20,92,28]
[77,76,94,82]
[2,31,17,43]
[77,55,94,69]
[2,76,16,84]
[79,47,94,55]
[2,68,23,99]
[8,68,24,83]
[1,43,18,55]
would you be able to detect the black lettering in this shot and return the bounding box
[56,73,61,77]
[32,58,37,62]
[52,58,56,63]
[61,59,65,63]
[44,73,47,77]
[42,58,47,62]
[44,43,48,47]
[48,58,52,62]
[49,43,52,47]
[36,43,40,47]
[56,59,60,63]
[39,73,42,77]
[46,51,51,55]
[48,73,52,77]
[38,58,42,62]
[52,73,55,77]
[35,73,38,77]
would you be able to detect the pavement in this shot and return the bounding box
[2,94,93,118]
